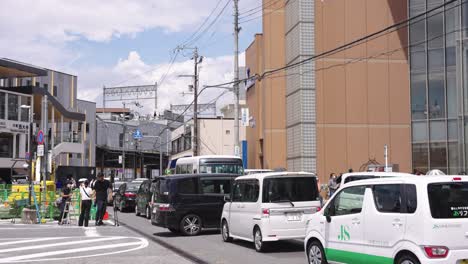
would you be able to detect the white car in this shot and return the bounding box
[305,175,468,264]
[221,172,321,252]
[335,172,413,189]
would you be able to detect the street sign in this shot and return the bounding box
[37,145,44,157]
[37,130,44,145]
[133,129,143,139]
[118,155,122,164]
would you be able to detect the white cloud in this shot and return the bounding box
[77,51,246,115]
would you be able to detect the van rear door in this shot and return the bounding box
[263,176,320,238]
[426,181,468,249]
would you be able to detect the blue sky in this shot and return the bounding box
[0,0,262,112]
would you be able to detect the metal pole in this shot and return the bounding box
[154,82,158,118]
[159,137,162,176]
[28,107,32,206]
[122,102,126,180]
[233,0,240,156]
[42,95,48,213]
[384,144,388,172]
[193,47,199,156]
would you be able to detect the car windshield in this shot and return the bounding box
[344,175,378,184]
[428,182,468,219]
[263,176,319,203]
[126,183,141,192]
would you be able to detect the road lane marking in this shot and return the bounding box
[0,237,69,247]
[84,227,99,237]
[0,237,148,262]
[0,236,125,253]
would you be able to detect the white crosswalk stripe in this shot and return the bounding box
[0,236,149,263]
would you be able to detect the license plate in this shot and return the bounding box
[287,213,301,221]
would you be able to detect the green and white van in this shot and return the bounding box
[304,175,468,264]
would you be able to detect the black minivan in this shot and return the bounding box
[151,173,239,236]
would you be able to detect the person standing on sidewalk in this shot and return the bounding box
[79,180,93,227]
[92,173,111,226]
[328,173,338,198]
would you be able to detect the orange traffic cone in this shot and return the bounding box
[103,211,109,220]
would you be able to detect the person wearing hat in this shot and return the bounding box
[79,180,93,227]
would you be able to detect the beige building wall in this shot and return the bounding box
[245,0,288,170]
[199,119,246,156]
[315,0,411,182]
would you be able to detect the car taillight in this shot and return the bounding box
[262,208,270,218]
[453,177,462,181]
[124,193,136,198]
[423,246,449,258]
[158,204,172,211]
[317,207,321,212]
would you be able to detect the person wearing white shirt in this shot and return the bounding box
[79,180,93,227]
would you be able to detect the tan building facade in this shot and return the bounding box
[245,0,287,170]
[246,0,412,182]
[315,0,411,181]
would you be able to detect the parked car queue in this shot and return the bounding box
[114,172,468,264]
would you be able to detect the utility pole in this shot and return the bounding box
[193,47,199,157]
[233,0,240,156]
[121,102,126,180]
[42,95,48,212]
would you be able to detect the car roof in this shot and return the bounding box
[235,171,316,181]
[342,175,468,188]
[342,172,414,178]
[157,173,241,181]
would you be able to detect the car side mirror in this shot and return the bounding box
[224,194,231,202]
[326,215,332,223]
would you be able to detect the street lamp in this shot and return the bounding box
[20,105,32,206]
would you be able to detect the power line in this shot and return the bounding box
[180,0,225,47]
[258,0,459,80]
[185,0,232,47]
[239,0,282,20]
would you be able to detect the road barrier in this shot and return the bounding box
[0,185,97,222]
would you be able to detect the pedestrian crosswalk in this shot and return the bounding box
[0,236,148,263]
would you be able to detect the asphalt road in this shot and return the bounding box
[113,207,307,264]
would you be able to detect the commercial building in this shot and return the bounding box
[170,117,247,167]
[245,0,288,170]
[245,0,412,181]
[96,108,170,179]
[0,58,96,183]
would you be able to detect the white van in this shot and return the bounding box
[336,172,413,189]
[304,175,468,264]
[221,172,321,252]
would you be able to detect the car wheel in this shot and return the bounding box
[254,227,268,252]
[397,254,420,264]
[221,220,233,242]
[135,205,140,216]
[180,214,202,236]
[168,228,180,234]
[145,206,151,220]
[308,240,327,264]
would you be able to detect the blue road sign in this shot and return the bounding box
[133,129,143,139]
[37,130,44,145]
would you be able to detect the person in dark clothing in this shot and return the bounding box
[79,180,93,227]
[92,173,111,226]
[59,182,73,225]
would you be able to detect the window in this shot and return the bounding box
[405,184,417,214]
[53,85,58,97]
[428,182,468,218]
[328,186,366,216]
[373,184,402,213]
[0,92,5,119]
[0,133,13,158]
[232,180,259,202]
[226,130,231,135]
[178,178,198,194]
[263,176,319,202]
[20,96,30,122]
[7,94,18,121]
[201,178,231,194]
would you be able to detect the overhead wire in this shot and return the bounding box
[258,0,459,80]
